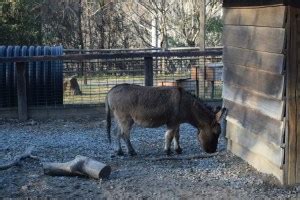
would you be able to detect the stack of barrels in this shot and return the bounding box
[0,46,64,107]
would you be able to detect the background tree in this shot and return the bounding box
[205,0,222,47]
[0,0,223,48]
[0,0,43,45]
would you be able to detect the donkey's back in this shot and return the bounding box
[106,84,182,128]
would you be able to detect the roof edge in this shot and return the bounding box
[223,0,300,8]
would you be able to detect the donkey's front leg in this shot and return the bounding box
[173,127,182,154]
[164,129,174,155]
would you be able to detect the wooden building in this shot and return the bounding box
[222,0,300,184]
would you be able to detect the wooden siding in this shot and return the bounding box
[228,140,284,182]
[227,117,284,168]
[222,5,287,184]
[223,63,284,99]
[224,100,285,146]
[223,84,285,120]
[223,6,286,27]
[223,25,285,53]
[222,46,284,74]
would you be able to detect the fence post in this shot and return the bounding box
[16,62,28,121]
[144,57,153,86]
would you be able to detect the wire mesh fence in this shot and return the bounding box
[0,47,223,109]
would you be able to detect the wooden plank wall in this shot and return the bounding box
[222,5,286,183]
[286,6,300,185]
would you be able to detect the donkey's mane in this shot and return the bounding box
[185,91,216,120]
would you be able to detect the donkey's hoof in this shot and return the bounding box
[164,149,172,156]
[116,149,124,156]
[175,147,183,154]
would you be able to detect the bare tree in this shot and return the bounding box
[168,0,205,48]
[120,0,209,48]
[18,0,222,49]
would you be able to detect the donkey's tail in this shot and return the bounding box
[105,95,112,144]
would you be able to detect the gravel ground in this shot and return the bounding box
[0,118,299,199]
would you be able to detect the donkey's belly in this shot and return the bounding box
[130,106,176,128]
[133,116,167,128]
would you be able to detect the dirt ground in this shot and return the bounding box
[0,118,299,199]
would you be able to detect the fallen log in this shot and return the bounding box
[43,155,111,179]
[0,146,39,170]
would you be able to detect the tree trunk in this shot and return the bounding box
[64,76,82,95]
[78,0,85,50]
[43,155,111,179]
[196,0,205,50]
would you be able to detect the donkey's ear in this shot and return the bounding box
[215,107,227,123]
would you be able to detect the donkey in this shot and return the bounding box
[105,83,226,156]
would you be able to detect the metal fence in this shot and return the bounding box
[0,47,223,111]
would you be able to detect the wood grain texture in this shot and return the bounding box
[223,6,286,27]
[291,9,300,183]
[224,99,284,146]
[223,25,285,53]
[226,117,284,168]
[223,63,285,99]
[286,6,297,185]
[43,155,111,179]
[222,46,284,74]
[229,140,284,183]
[296,9,300,184]
[222,83,285,120]
[0,50,223,63]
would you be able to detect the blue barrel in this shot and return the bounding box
[7,46,16,107]
[35,46,43,105]
[0,45,64,107]
[28,46,35,105]
[51,46,63,105]
[42,46,50,105]
[0,46,6,107]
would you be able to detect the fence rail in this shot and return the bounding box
[0,49,222,62]
[0,47,223,120]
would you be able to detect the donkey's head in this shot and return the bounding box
[198,106,226,153]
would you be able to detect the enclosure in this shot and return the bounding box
[1,46,299,198]
[1,1,300,198]
[0,47,223,120]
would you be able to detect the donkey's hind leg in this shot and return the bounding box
[123,136,137,156]
[115,127,124,156]
[120,118,137,156]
